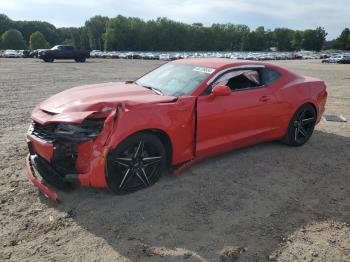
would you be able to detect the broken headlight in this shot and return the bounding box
[54,119,105,142]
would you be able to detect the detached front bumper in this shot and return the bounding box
[25,107,120,201]
[26,125,109,201]
[26,138,81,202]
[26,154,59,202]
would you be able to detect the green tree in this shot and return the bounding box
[0,14,334,52]
[85,16,109,50]
[335,28,350,50]
[254,26,268,51]
[80,27,90,50]
[104,15,129,51]
[302,27,327,51]
[29,31,49,49]
[273,28,294,51]
[0,14,13,38]
[323,39,336,50]
[292,31,303,50]
[16,20,60,46]
[1,29,26,49]
[241,32,254,51]
[314,27,327,51]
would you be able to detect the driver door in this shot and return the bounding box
[196,68,278,158]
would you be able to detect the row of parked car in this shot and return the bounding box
[89,50,319,61]
[89,50,350,62]
[321,54,350,64]
[1,48,350,63]
[0,49,29,58]
[0,46,90,62]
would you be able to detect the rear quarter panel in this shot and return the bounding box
[275,75,327,137]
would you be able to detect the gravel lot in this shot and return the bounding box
[0,58,349,261]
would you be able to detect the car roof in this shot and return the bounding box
[173,58,266,69]
[53,45,73,47]
[173,57,299,80]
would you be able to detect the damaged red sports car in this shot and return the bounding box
[26,58,327,201]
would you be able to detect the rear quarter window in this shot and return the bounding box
[264,68,281,85]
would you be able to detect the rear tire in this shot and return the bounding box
[282,104,316,146]
[43,56,54,62]
[106,133,166,194]
[75,56,86,62]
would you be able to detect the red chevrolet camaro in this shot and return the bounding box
[26,58,327,201]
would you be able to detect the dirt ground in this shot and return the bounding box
[0,58,349,262]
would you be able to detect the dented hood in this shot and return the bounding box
[32,82,177,124]
[39,82,176,114]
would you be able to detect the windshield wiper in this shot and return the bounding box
[134,81,164,95]
[141,85,163,95]
[149,87,163,95]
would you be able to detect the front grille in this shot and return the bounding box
[52,142,78,174]
[32,122,57,142]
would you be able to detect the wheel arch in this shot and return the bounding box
[309,102,318,119]
[299,101,317,119]
[289,101,318,126]
[143,128,173,166]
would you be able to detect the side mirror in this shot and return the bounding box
[211,85,231,97]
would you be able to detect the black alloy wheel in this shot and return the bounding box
[106,133,166,194]
[283,104,316,146]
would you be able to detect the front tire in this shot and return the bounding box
[106,133,166,194]
[282,104,316,146]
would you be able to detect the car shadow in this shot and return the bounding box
[42,130,350,261]
[36,60,102,64]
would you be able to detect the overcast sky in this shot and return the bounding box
[2,0,349,39]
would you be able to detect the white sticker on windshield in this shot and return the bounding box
[193,67,215,74]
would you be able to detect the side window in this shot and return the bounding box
[214,69,263,91]
[60,46,73,51]
[263,68,281,85]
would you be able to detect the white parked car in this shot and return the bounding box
[330,55,343,63]
[159,53,170,60]
[3,50,20,58]
[322,55,343,63]
[90,50,103,58]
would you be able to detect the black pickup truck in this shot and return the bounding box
[38,45,90,62]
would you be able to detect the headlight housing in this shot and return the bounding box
[54,119,105,142]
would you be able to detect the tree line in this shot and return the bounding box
[1,14,349,51]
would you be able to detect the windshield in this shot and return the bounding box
[135,63,214,96]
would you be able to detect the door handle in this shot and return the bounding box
[259,96,271,102]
